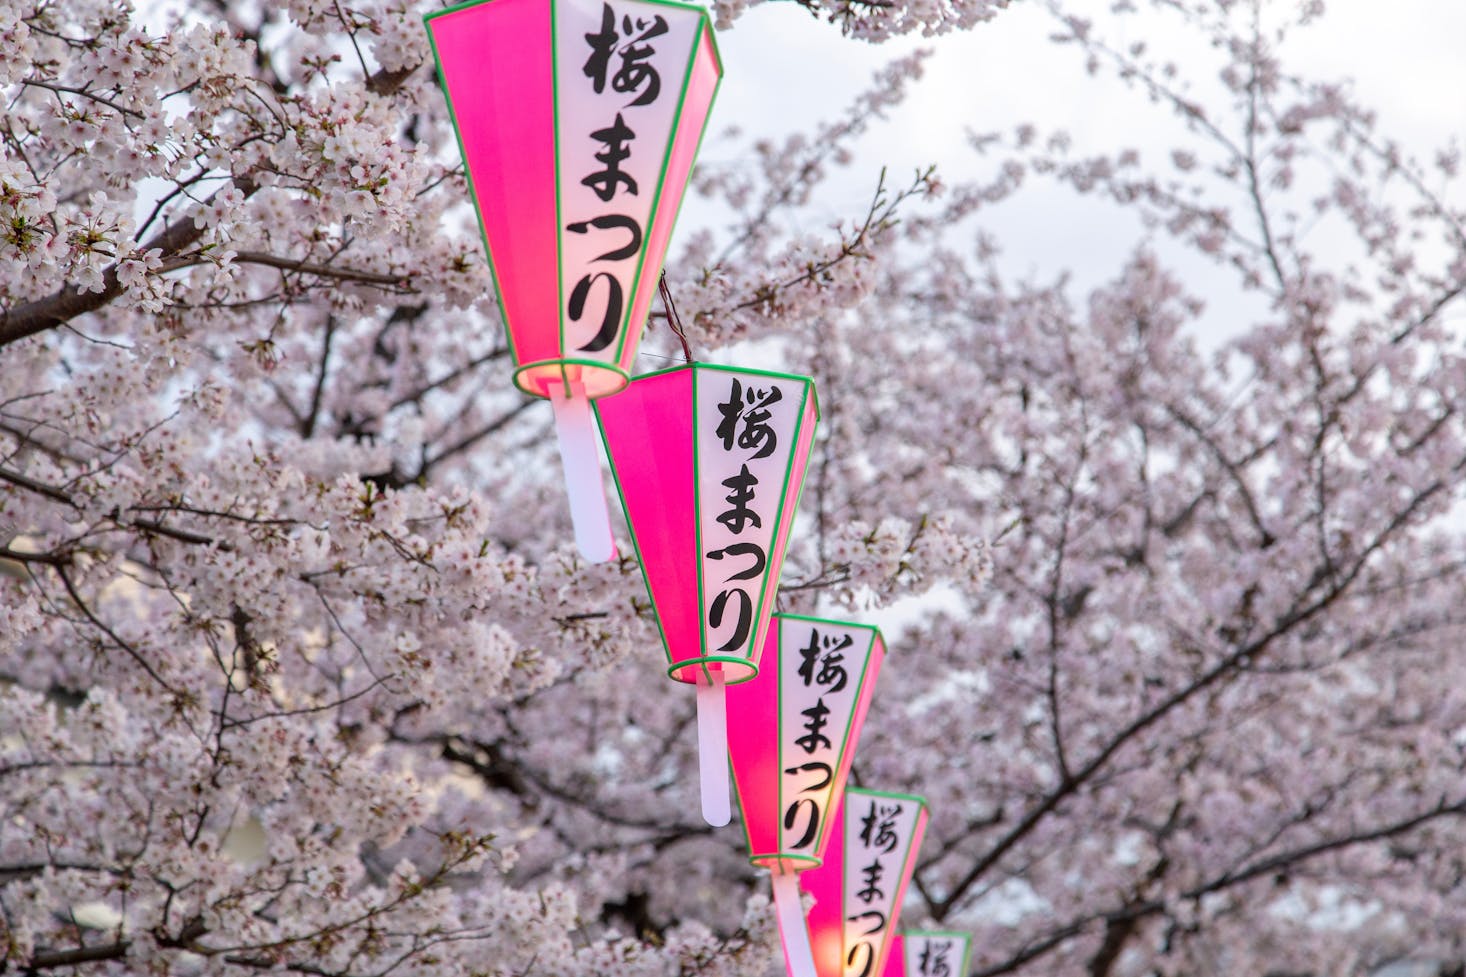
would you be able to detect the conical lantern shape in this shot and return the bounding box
[882,932,972,977]
[729,614,886,868]
[424,0,721,561]
[802,787,929,977]
[726,614,886,977]
[596,364,819,824]
[425,0,720,398]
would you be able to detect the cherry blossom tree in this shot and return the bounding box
[3,1,1465,977]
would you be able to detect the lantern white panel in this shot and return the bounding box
[554,0,702,359]
[776,618,874,855]
[842,793,923,977]
[694,369,804,659]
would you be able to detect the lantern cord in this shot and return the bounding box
[658,271,694,364]
[695,669,731,826]
[547,381,617,564]
[771,871,818,977]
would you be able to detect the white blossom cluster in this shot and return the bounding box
[709,0,1009,39]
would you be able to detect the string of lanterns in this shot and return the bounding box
[424,1,971,973]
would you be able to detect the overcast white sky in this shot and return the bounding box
[700,0,1466,340]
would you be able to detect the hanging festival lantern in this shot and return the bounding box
[726,614,886,977]
[802,787,929,977]
[424,0,722,561]
[882,932,973,977]
[595,364,819,825]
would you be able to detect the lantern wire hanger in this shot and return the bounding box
[657,271,695,365]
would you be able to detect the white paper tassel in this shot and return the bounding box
[695,669,731,826]
[771,871,817,977]
[548,380,616,563]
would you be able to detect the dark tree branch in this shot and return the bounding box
[21,941,132,973]
[0,181,256,349]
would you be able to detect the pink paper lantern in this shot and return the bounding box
[802,787,929,977]
[595,364,819,825]
[424,0,721,561]
[882,932,972,977]
[727,614,886,977]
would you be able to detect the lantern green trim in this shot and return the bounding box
[666,654,758,685]
[549,0,568,392]
[512,358,630,398]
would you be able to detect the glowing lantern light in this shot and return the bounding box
[424,0,722,561]
[595,364,819,825]
[882,932,973,977]
[802,787,929,977]
[726,614,886,977]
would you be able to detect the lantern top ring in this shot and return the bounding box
[513,358,632,400]
[633,361,824,420]
[668,656,759,686]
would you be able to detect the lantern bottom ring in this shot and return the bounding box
[750,852,821,873]
[513,358,630,400]
[668,656,758,686]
